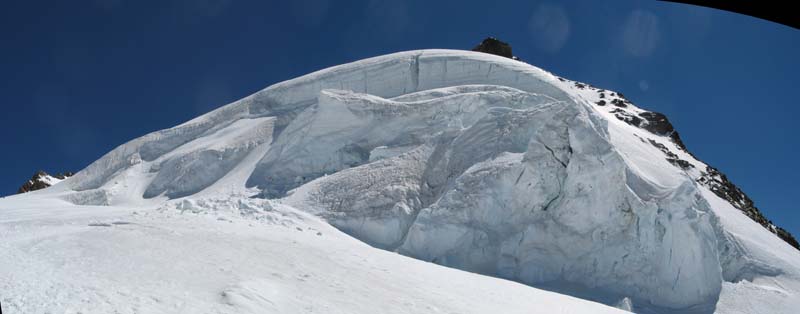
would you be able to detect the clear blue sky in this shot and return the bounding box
[1,1,797,236]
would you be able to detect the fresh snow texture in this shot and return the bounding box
[2,49,799,314]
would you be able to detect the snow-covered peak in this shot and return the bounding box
[15,170,73,194]
[5,49,799,313]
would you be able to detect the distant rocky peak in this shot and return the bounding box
[16,170,74,194]
[472,37,519,60]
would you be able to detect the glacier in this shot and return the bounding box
[2,49,799,313]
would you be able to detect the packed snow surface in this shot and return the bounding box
[2,50,799,313]
[0,196,626,314]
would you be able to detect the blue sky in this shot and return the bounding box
[1,1,798,236]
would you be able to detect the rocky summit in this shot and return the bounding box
[472,37,518,60]
[16,170,73,194]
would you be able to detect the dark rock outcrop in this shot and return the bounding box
[16,170,74,194]
[610,98,628,108]
[610,108,643,126]
[638,111,689,152]
[776,227,800,249]
[640,137,694,170]
[472,37,519,60]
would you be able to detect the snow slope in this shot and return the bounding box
[2,49,798,313]
[0,195,625,314]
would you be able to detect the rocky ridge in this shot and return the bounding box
[474,36,796,249]
[557,75,799,250]
[16,170,74,194]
